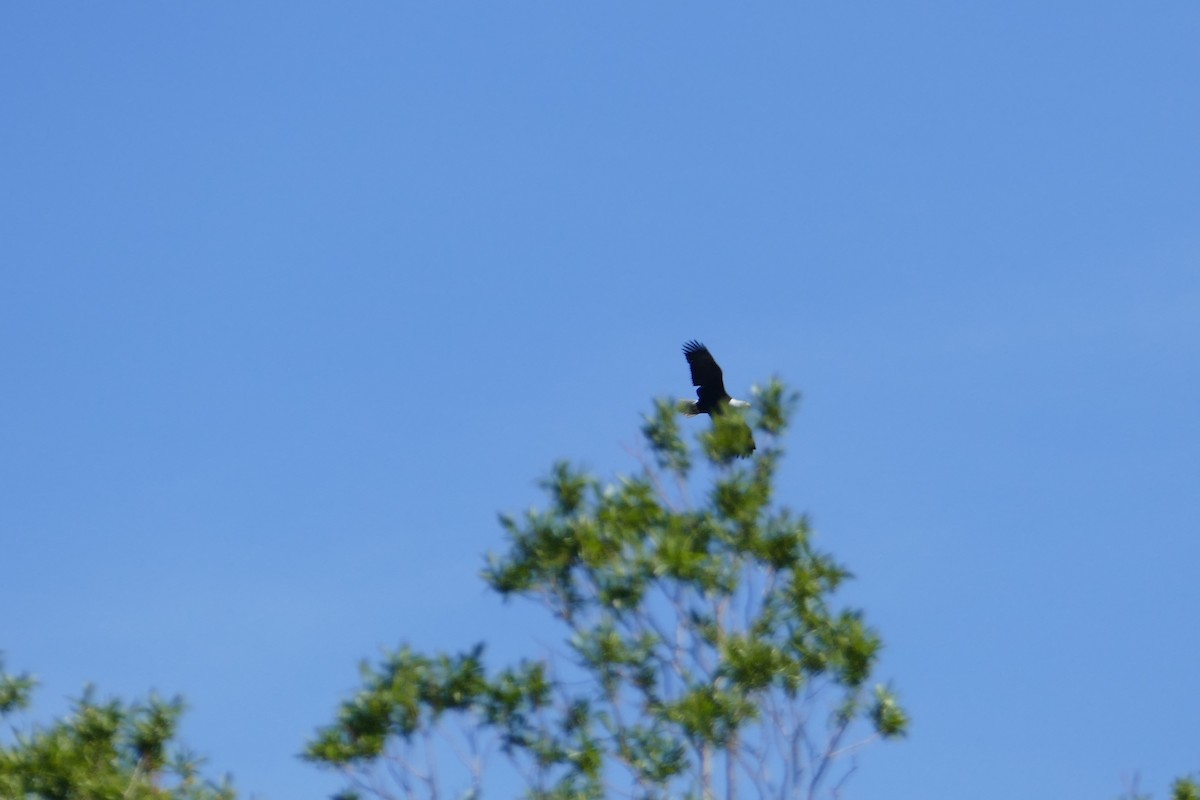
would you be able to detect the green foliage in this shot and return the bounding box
[1118,774,1200,800]
[305,645,491,764]
[306,380,906,798]
[645,399,691,474]
[1174,776,1200,800]
[700,409,758,464]
[0,657,234,800]
[0,664,36,715]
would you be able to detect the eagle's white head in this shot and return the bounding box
[729,398,751,408]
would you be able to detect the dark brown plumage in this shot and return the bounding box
[680,340,755,456]
[682,340,733,415]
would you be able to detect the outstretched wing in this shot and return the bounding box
[682,340,729,405]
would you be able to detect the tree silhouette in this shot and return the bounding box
[306,381,907,799]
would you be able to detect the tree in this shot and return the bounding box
[0,657,235,800]
[1175,777,1200,800]
[1119,774,1200,800]
[305,381,908,799]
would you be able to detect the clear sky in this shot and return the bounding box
[3,3,1198,798]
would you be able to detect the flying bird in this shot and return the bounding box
[680,340,755,456]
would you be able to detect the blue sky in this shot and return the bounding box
[2,3,1198,798]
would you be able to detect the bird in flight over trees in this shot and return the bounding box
[679,340,756,456]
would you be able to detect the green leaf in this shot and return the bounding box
[870,684,909,738]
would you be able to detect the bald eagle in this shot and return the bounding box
[680,340,755,456]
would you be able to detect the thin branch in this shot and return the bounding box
[829,755,859,800]
[807,702,855,800]
[122,756,146,799]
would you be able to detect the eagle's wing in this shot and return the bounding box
[682,340,728,396]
